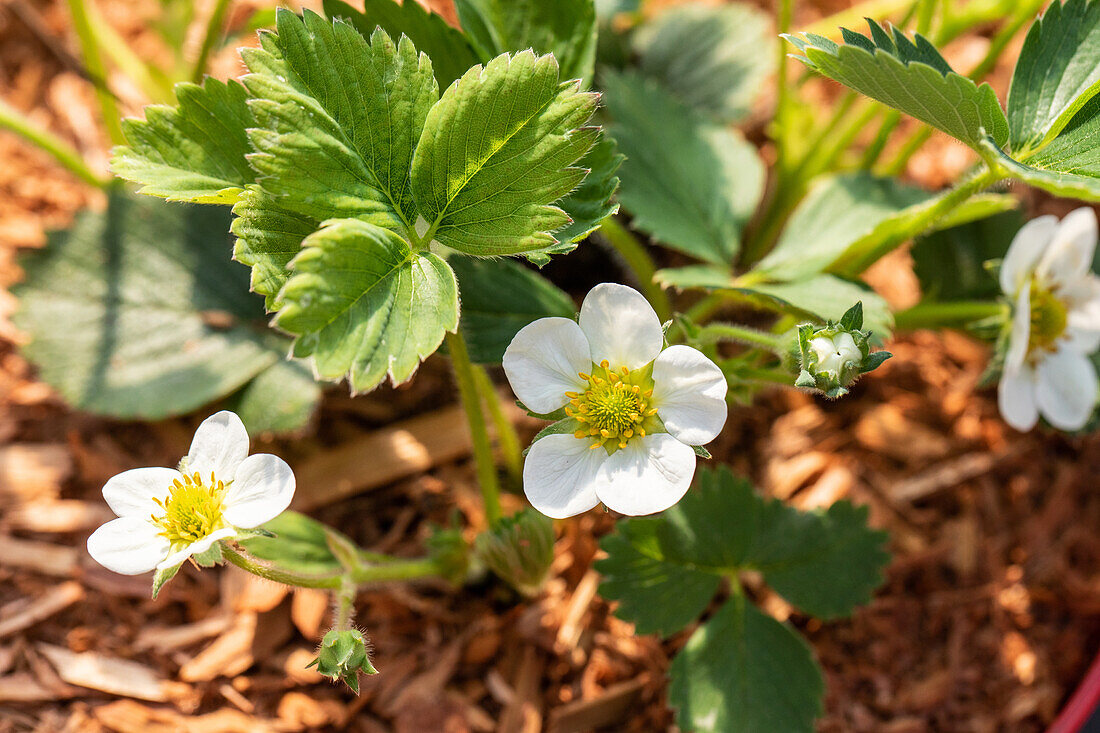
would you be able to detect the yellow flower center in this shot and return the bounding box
[151,472,227,546]
[1028,280,1068,355]
[564,360,660,453]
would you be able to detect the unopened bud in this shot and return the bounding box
[473,509,555,597]
[794,302,891,399]
[307,629,377,694]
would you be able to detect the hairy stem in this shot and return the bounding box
[0,99,107,187]
[472,366,523,486]
[66,0,124,146]
[695,322,787,355]
[349,557,445,585]
[893,300,1005,330]
[222,544,344,589]
[446,331,503,525]
[599,217,673,321]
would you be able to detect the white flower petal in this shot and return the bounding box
[157,527,237,571]
[578,283,663,370]
[1001,215,1057,295]
[652,345,728,445]
[1037,207,1098,287]
[502,317,589,414]
[595,434,696,516]
[222,453,295,528]
[1036,347,1098,430]
[1065,277,1100,353]
[1006,286,1032,370]
[522,433,604,519]
[186,411,250,481]
[102,467,181,519]
[87,516,170,575]
[998,365,1039,432]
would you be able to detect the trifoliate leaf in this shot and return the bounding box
[243,10,438,235]
[602,70,763,265]
[756,173,1017,280]
[668,596,823,733]
[596,519,721,636]
[323,0,479,88]
[11,191,317,427]
[410,50,599,256]
[111,77,255,204]
[786,21,1009,150]
[912,209,1022,302]
[448,256,575,364]
[231,190,319,310]
[1006,0,1100,154]
[274,218,459,393]
[454,0,598,85]
[980,131,1100,200]
[633,2,774,123]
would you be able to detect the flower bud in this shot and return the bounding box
[794,302,891,398]
[308,629,377,694]
[473,509,555,597]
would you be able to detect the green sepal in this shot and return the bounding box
[692,445,712,459]
[523,418,583,455]
[192,541,225,567]
[838,301,863,331]
[151,562,183,599]
[426,520,472,586]
[233,527,276,540]
[517,402,570,422]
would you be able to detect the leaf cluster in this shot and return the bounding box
[596,467,889,732]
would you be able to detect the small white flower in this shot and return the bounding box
[997,208,1100,431]
[87,411,295,575]
[503,283,727,518]
[809,333,862,377]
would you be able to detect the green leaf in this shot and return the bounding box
[756,173,1017,280]
[633,2,774,123]
[410,50,599,256]
[912,209,1022,301]
[603,70,764,264]
[668,596,823,733]
[449,256,575,364]
[657,267,894,339]
[111,77,255,204]
[786,21,1009,150]
[243,10,438,234]
[240,511,345,575]
[323,0,479,88]
[1006,0,1100,153]
[231,359,322,434]
[596,519,721,636]
[454,0,598,85]
[12,191,303,422]
[548,134,623,254]
[980,132,1100,200]
[231,190,319,310]
[274,218,459,393]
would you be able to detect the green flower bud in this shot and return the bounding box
[794,302,891,399]
[473,509,555,597]
[307,629,377,694]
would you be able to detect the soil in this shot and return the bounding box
[2,1,1099,731]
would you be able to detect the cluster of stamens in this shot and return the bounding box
[564,360,659,452]
[1027,279,1069,357]
[151,471,227,546]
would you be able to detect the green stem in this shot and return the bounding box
[86,0,173,103]
[695,322,787,354]
[349,557,444,585]
[472,366,523,486]
[722,363,794,386]
[879,126,933,176]
[798,0,914,38]
[446,331,503,525]
[334,579,356,630]
[860,110,902,169]
[834,166,1005,275]
[191,0,234,83]
[66,0,124,146]
[893,300,1004,330]
[0,99,107,187]
[599,217,673,321]
[774,0,794,175]
[222,544,344,589]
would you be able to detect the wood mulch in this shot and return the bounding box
[2,0,1099,731]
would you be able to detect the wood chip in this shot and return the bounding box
[290,588,329,640]
[133,614,233,654]
[5,499,111,533]
[37,643,173,701]
[0,580,83,639]
[0,534,78,576]
[0,672,61,702]
[557,570,599,650]
[0,443,71,502]
[891,452,1000,503]
[178,612,258,682]
[547,677,648,733]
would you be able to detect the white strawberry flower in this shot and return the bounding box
[809,332,862,377]
[503,283,727,518]
[87,411,295,575]
[998,208,1100,431]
